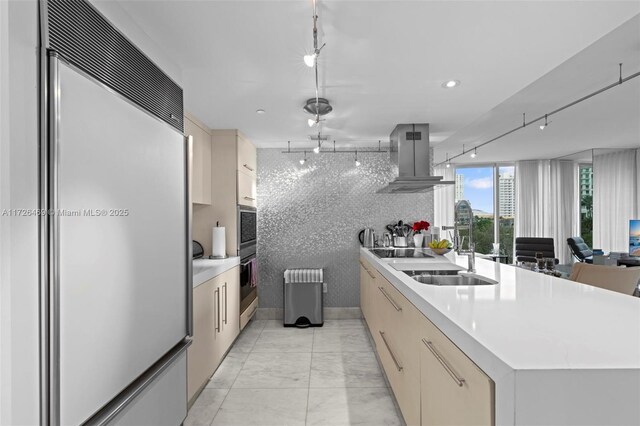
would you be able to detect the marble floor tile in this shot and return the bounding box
[321,319,365,329]
[310,352,386,388]
[243,318,267,333]
[212,388,308,426]
[184,388,229,426]
[206,351,249,389]
[313,328,373,353]
[262,319,286,330]
[251,329,314,353]
[306,387,402,426]
[229,327,262,353]
[232,352,312,388]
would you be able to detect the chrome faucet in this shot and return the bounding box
[458,242,476,273]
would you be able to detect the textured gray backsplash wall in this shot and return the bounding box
[256,148,434,308]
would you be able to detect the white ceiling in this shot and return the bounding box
[114,1,640,157]
[438,13,640,166]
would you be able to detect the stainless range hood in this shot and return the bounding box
[377,123,454,193]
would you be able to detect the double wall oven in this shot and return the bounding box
[238,206,257,314]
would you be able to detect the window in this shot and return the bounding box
[454,164,515,262]
[498,166,515,262]
[579,165,593,248]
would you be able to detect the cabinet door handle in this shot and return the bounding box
[215,288,221,332]
[243,196,255,201]
[379,331,403,372]
[243,164,254,172]
[223,282,228,325]
[378,287,401,311]
[359,260,376,279]
[422,338,465,387]
[359,260,368,270]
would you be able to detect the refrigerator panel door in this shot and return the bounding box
[105,350,187,426]
[56,62,187,425]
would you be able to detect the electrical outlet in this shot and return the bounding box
[323,282,328,293]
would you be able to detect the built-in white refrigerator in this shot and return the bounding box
[41,1,191,424]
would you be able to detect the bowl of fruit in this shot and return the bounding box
[428,239,453,255]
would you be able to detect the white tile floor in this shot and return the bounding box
[185,319,404,426]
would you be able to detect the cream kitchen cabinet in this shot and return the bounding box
[237,133,257,179]
[237,170,257,208]
[187,266,240,405]
[204,129,257,256]
[184,113,212,205]
[366,261,420,426]
[360,256,493,426]
[419,317,494,426]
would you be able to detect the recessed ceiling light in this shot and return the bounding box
[256,109,266,114]
[442,80,460,89]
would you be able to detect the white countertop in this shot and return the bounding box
[361,248,640,373]
[193,257,240,288]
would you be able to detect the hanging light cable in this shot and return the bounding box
[303,0,325,68]
[302,0,332,128]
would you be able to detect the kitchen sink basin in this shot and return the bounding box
[402,269,461,276]
[409,273,497,286]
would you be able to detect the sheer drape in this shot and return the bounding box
[550,160,580,264]
[593,148,640,253]
[433,166,455,232]
[515,160,552,237]
[515,160,579,264]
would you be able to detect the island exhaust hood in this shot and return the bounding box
[377,123,454,193]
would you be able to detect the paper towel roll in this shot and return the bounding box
[212,227,226,258]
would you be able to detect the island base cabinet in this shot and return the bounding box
[419,319,494,426]
[367,259,420,426]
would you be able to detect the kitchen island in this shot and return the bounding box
[360,247,640,426]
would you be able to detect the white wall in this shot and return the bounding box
[0,1,40,424]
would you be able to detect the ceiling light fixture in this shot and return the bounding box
[470,147,477,158]
[299,151,307,165]
[256,109,265,114]
[355,150,361,167]
[302,0,333,129]
[539,114,549,130]
[313,140,321,154]
[442,80,460,89]
[307,114,325,128]
[445,153,451,168]
[303,0,326,68]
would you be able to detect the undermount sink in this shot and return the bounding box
[408,273,498,286]
[401,268,463,276]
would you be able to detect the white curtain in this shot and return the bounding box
[515,160,579,264]
[593,149,640,253]
[433,165,455,233]
[550,160,580,264]
[515,160,552,237]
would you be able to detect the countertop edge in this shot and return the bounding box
[360,247,514,381]
[193,257,240,288]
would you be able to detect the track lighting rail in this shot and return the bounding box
[436,64,640,167]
